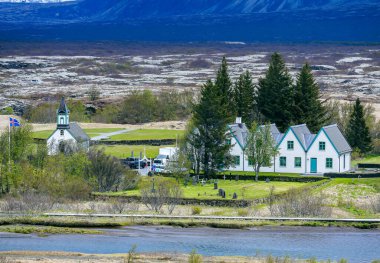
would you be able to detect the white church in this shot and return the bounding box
[47,97,90,155]
[228,118,352,174]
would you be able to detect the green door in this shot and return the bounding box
[311,158,317,173]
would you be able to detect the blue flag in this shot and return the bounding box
[9,117,20,127]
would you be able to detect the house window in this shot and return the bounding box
[319,141,326,151]
[280,157,286,167]
[60,129,64,136]
[287,141,294,150]
[233,156,240,166]
[248,157,254,166]
[225,138,231,145]
[326,158,333,168]
[294,157,302,168]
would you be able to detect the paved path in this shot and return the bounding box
[91,128,135,141]
[1,213,379,223]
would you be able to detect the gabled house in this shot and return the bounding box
[306,124,352,174]
[47,97,90,155]
[227,118,352,174]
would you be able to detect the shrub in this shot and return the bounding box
[237,208,249,217]
[269,188,331,217]
[125,244,137,263]
[140,177,183,213]
[188,250,203,263]
[191,206,202,215]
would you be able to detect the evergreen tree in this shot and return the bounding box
[215,57,234,117]
[234,70,258,126]
[294,63,328,133]
[257,53,295,132]
[192,80,232,178]
[346,98,372,154]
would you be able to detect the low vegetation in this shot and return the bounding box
[107,129,184,141]
[96,145,165,158]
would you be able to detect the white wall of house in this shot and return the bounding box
[306,131,340,174]
[274,130,306,174]
[47,129,76,155]
[229,137,245,171]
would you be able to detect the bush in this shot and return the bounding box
[237,208,249,217]
[140,177,183,213]
[188,250,203,263]
[269,188,331,217]
[191,206,202,215]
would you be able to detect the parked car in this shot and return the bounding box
[123,157,147,169]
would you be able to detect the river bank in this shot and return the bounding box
[0,251,319,263]
[0,226,379,262]
[0,215,379,231]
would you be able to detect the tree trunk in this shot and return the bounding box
[255,165,260,182]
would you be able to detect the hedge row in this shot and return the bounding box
[325,172,380,178]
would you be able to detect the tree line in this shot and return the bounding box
[185,53,376,178]
[23,89,195,124]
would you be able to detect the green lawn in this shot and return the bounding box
[33,128,124,139]
[351,155,380,167]
[112,177,307,200]
[107,129,184,141]
[94,145,170,159]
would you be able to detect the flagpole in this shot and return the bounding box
[8,116,10,168]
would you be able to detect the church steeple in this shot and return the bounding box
[57,97,70,129]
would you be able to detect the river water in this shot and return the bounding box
[0,226,379,262]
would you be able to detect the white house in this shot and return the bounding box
[47,97,90,155]
[227,118,352,174]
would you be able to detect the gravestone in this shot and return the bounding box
[266,178,270,183]
[192,176,197,186]
[233,192,238,199]
[214,182,218,190]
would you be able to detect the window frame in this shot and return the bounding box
[326,158,333,168]
[319,141,326,151]
[280,156,287,167]
[287,140,294,150]
[294,157,302,168]
[233,156,240,166]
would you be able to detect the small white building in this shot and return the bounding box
[227,118,352,175]
[47,97,90,155]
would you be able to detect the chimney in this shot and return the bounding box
[235,117,242,124]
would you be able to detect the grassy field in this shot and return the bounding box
[352,155,380,166]
[94,145,169,158]
[33,128,124,139]
[107,129,184,141]
[111,177,307,200]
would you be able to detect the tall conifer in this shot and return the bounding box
[346,98,372,154]
[257,53,294,132]
[294,63,327,133]
[192,80,231,177]
[234,70,257,126]
[215,57,234,118]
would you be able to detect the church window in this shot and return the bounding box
[60,130,64,136]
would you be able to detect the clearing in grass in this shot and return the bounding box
[107,129,184,141]
[94,145,170,159]
[110,177,307,200]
